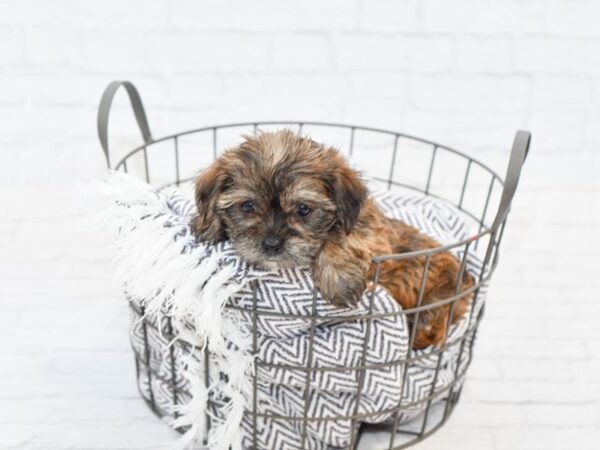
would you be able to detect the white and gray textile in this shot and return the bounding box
[103,173,486,450]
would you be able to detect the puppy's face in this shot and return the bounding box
[191,130,367,270]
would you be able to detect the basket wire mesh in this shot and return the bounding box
[98,81,530,449]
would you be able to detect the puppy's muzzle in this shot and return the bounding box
[262,235,284,255]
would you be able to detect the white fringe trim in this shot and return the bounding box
[93,171,256,450]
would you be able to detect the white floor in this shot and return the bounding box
[1,154,599,449]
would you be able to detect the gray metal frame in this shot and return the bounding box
[98,81,530,449]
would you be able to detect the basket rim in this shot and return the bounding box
[115,120,504,185]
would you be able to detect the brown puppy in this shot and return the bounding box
[191,130,473,349]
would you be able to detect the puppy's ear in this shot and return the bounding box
[328,164,368,234]
[191,161,229,242]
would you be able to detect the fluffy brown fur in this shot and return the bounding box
[191,130,474,349]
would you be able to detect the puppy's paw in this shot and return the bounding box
[410,310,449,349]
[327,276,366,308]
[313,261,367,308]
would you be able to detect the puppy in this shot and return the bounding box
[191,130,474,349]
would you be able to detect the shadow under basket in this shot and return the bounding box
[98,81,530,449]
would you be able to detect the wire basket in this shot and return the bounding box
[97,81,530,449]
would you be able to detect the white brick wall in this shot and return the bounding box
[1,1,599,449]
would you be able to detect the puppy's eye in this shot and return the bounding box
[296,203,312,217]
[240,201,255,213]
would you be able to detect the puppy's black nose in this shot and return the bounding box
[262,236,283,254]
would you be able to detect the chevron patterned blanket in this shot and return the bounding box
[102,173,485,450]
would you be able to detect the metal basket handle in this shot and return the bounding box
[97,80,153,169]
[491,130,531,231]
